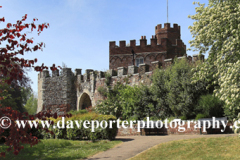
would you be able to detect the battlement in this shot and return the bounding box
[38,68,74,79]
[155,23,180,32]
[155,23,181,45]
[110,36,161,49]
[109,23,184,51]
[110,37,184,50]
[80,55,203,80]
[39,54,203,83]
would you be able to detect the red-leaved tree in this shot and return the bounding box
[0,6,68,157]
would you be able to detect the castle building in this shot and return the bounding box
[109,23,186,71]
[37,23,201,114]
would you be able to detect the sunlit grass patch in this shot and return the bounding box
[0,139,122,160]
[130,136,239,160]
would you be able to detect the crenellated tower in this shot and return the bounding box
[109,23,186,71]
[155,23,180,45]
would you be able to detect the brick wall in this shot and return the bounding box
[116,122,234,136]
[109,23,186,70]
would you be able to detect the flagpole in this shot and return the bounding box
[167,0,168,23]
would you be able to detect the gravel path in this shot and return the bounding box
[87,134,236,160]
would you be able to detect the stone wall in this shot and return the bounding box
[38,54,204,115]
[38,68,76,115]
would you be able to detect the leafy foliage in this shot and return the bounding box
[0,107,62,157]
[195,94,224,118]
[151,68,172,119]
[104,72,111,86]
[0,5,60,157]
[165,58,196,117]
[67,109,88,116]
[189,0,240,120]
[118,85,140,119]
[24,93,38,115]
[179,115,187,120]
[95,82,125,118]
[195,113,207,120]
[0,72,32,112]
[132,85,157,120]
[151,58,208,118]
[118,85,157,120]
[97,58,216,120]
[97,86,108,97]
[96,82,157,120]
[41,113,118,142]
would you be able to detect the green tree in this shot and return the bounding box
[24,93,38,115]
[118,85,139,119]
[0,76,32,112]
[133,85,157,120]
[0,5,59,157]
[96,82,157,120]
[166,58,195,117]
[195,94,224,118]
[189,0,240,119]
[151,68,172,119]
[151,58,208,119]
[119,85,156,120]
[95,82,125,118]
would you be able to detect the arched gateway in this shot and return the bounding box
[78,92,92,110]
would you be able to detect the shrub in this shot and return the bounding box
[151,58,207,119]
[41,113,117,142]
[96,82,158,120]
[67,109,88,116]
[104,72,111,86]
[179,115,187,120]
[195,94,224,118]
[95,82,125,118]
[195,113,207,120]
[97,86,108,97]
[165,116,178,122]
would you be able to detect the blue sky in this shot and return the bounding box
[1,0,209,93]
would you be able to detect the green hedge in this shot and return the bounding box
[41,113,117,142]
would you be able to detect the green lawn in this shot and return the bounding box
[0,139,122,160]
[130,136,240,160]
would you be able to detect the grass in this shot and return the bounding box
[0,139,122,160]
[130,136,240,160]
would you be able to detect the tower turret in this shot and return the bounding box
[155,23,180,45]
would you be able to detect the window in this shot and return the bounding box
[135,57,144,67]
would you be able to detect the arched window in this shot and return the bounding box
[135,57,144,67]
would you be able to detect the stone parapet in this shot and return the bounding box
[84,69,93,81]
[117,67,127,77]
[164,58,173,67]
[107,69,117,76]
[98,71,105,78]
[151,61,162,70]
[40,70,49,78]
[177,55,187,60]
[75,69,82,76]
[128,65,138,75]
[139,64,149,75]
[52,69,59,77]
